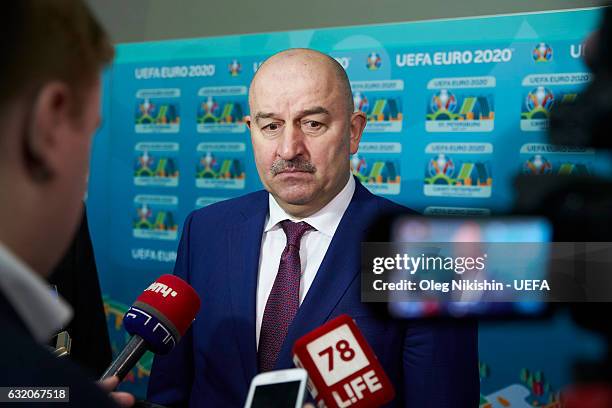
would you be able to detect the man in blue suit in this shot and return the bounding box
[148,48,478,407]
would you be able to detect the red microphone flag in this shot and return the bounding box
[293,314,395,408]
[134,274,201,338]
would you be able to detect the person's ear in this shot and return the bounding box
[25,82,75,182]
[349,110,367,155]
[245,114,252,130]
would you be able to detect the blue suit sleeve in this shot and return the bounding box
[402,319,479,408]
[147,212,196,407]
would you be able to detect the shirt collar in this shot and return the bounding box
[265,173,355,237]
[0,241,73,343]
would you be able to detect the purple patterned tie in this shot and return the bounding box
[258,220,314,372]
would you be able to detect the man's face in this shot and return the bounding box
[247,57,365,217]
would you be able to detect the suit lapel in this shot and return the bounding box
[228,192,268,384]
[274,181,379,368]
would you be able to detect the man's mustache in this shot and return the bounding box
[270,158,317,175]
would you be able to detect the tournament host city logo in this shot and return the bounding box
[426,89,495,132]
[196,96,247,133]
[195,151,246,190]
[134,97,180,133]
[134,150,179,187]
[350,154,401,195]
[532,42,553,63]
[228,59,242,76]
[423,153,492,198]
[353,91,403,132]
[133,203,179,241]
[522,154,589,176]
[366,52,382,70]
[520,143,594,175]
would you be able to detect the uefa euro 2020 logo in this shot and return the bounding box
[430,89,458,119]
[228,59,242,76]
[353,92,370,113]
[532,42,553,63]
[523,154,553,175]
[427,154,455,182]
[366,52,382,70]
[525,86,554,119]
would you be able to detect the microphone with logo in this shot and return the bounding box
[100,274,201,382]
[292,314,395,408]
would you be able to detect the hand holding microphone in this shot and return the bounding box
[98,376,136,407]
[293,315,395,408]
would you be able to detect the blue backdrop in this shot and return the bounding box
[88,8,606,405]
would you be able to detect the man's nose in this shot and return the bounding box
[277,123,306,160]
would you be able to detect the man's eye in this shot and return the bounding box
[264,123,280,131]
[303,121,322,129]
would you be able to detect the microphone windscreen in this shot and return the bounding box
[123,274,201,354]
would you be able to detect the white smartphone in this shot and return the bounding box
[243,368,308,408]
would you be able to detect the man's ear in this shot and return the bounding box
[245,115,252,130]
[25,82,73,182]
[349,110,367,155]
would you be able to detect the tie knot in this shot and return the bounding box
[280,220,313,247]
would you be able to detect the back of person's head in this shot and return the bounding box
[1,0,114,114]
[0,0,114,275]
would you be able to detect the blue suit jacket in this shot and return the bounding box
[148,180,479,407]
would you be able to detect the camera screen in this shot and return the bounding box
[388,217,552,318]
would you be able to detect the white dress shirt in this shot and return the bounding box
[256,174,355,347]
[0,241,72,343]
